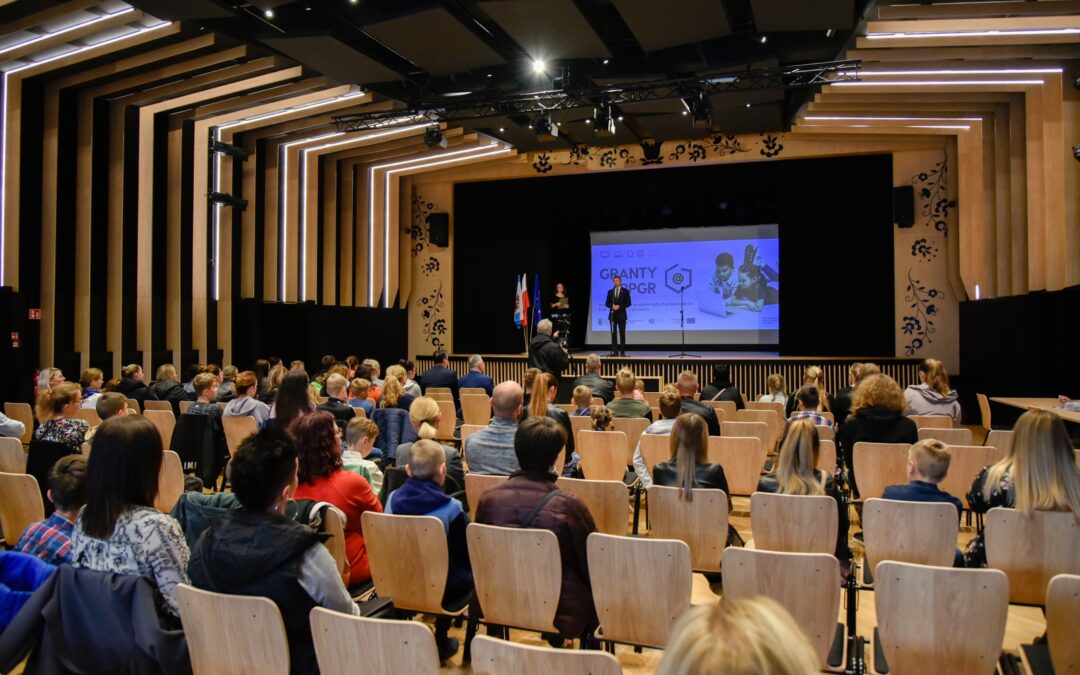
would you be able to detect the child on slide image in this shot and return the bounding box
[709,252,736,298]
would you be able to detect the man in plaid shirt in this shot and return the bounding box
[788,386,834,428]
[15,454,87,566]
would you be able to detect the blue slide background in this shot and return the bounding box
[586,227,779,345]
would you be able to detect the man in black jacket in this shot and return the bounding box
[603,276,631,356]
[528,319,570,381]
[571,354,614,403]
[676,370,721,436]
[418,350,460,406]
[316,373,356,432]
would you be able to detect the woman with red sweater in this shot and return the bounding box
[292,411,382,585]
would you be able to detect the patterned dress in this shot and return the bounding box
[34,417,89,452]
[71,506,191,615]
[962,465,1013,568]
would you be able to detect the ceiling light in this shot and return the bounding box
[681,110,688,115]
[486,73,493,78]
[532,59,546,74]
[498,127,505,132]
[602,58,609,65]
[826,28,835,38]
[868,28,1080,39]
[760,35,768,44]
[745,103,751,108]
[617,115,623,121]
[863,68,1062,76]
[833,79,1044,86]
[349,0,359,4]
[264,8,274,18]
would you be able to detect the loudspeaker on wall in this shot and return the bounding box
[427,212,450,247]
[893,185,915,228]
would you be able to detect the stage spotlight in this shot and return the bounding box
[532,59,546,74]
[593,103,616,137]
[424,128,447,149]
[533,114,558,141]
[760,34,768,44]
[684,93,711,129]
[826,28,835,37]
[264,8,274,18]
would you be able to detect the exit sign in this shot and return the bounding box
[29,308,41,320]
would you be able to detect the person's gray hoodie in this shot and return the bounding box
[904,383,961,425]
[223,396,271,427]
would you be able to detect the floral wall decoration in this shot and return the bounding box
[531,153,553,174]
[759,134,784,158]
[409,193,434,256]
[901,270,944,356]
[419,280,447,350]
[529,132,776,174]
[410,191,450,352]
[912,154,956,237]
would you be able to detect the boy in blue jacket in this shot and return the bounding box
[882,438,965,565]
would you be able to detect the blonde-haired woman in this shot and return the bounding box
[904,358,961,424]
[391,397,464,496]
[529,372,574,461]
[378,374,415,412]
[963,409,1080,567]
[836,374,918,499]
[652,414,729,500]
[35,367,66,398]
[34,382,88,451]
[758,373,787,404]
[786,365,832,417]
[758,419,852,570]
[657,596,820,675]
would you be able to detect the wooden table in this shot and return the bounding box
[990,397,1080,424]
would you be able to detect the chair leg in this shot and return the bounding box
[631,485,642,535]
[462,614,479,665]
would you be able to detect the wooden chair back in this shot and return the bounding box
[820,411,835,424]
[176,584,289,675]
[465,473,509,513]
[0,472,45,545]
[556,478,629,536]
[222,415,258,458]
[569,415,592,446]
[0,437,25,473]
[154,450,185,513]
[911,415,953,430]
[577,430,628,482]
[917,427,973,446]
[427,387,453,398]
[178,400,194,415]
[142,409,176,451]
[4,402,34,444]
[852,442,911,501]
[471,634,620,675]
[638,433,671,479]
[587,533,691,648]
[322,505,350,587]
[976,393,993,432]
[460,387,486,396]
[363,512,463,615]
[611,417,650,465]
[466,523,561,633]
[748,400,785,421]
[1047,574,1080,673]
[73,408,101,427]
[817,439,837,475]
[723,548,841,666]
[427,392,453,404]
[590,396,604,407]
[814,424,835,442]
[556,403,576,414]
[984,430,1014,455]
[461,394,491,426]
[936,445,1004,510]
[310,609,440,675]
[704,399,736,421]
[862,498,959,571]
[736,408,779,450]
[646,485,728,572]
[435,400,456,440]
[125,398,141,414]
[643,391,660,408]
[350,406,367,419]
[720,420,769,451]
[143,400,172,412]
[706,436,766,496]
[749,492,838,554]
[876,562,1008,675]
[985,508,1080,605]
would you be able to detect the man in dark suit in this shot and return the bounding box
[571,353,614,404]
[459,354,494,396]
[604,275,631,357]
[418,350,460,406]
[675,370,720,437]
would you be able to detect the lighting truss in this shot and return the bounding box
[334,60,861,132]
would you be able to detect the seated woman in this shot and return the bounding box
[904,358,961,425]
[258,363,287,406]
[269,370,314,432]
[292,411,382,585]
[222,370,271,427]
[149,364,187,416]
[70,416,190,616]
[757,419,852,572]
[79,368,104,409]
[393,397,465,496]
[34,382,89,452]
[963,409,1080,567]
[529,372,575,460]
[836,374,917,499]
[115,364,154,405]
[758,373,787,404]
[785,365,833,418]
[188,427,359,674]
[652,413,730,496]
[378,375,415,413]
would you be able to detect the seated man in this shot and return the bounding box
[0,410,26,438]
[188,428,359,675]
[458,354,494,397]
[15,455,87,565]
[187,372,223,418]
[674,370,720,436]
[385,439,472,662]
[342,417,385,492]
[86,392,131,441]
[463,381,523,475]
[475,417,598,645]
[571,354,613,404]
[571,385,593,416]
[606,368,652,421]
[347,378,376,417]
[317,373,356,431]
[788,385,833,428]
[632,391,682,488]
[882,438,964,566]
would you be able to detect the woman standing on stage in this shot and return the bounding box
[550,282,571,346]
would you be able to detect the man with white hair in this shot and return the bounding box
[459,354,494,396]
[571,354,614,404]
[528,319,569,381]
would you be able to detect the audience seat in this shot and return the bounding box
[555,478,630,536]
[985,508,1080,606]
[569,415,592,447]
[611,417,649,466]
[0,473,44,548]
[0,438,24,474]
[143,400,172,412]
[435,400,457,441]
[125,398,141,414]
[470,634,620,675]
[142,410,176,451]
[706,436,766,497]
[917,427,973,446]
[637,433,669,480]
[911,415,953,430]
[460,394,491,426]
[646,485,728,573]
[749,492,838,555]
[2,403,33,445]
[154,450,185,513]
[321,506,352,590]
[175,583,289,675]
[935,445,1004,516]
[719,420,769,453]
[861,498,959,588]
[587,533,691,649]
[1046,574,1080,673]
[310,609,440,675]
[464,473,508,514]
[72,408,101,427]
[221,415,257,458]
[704,399,736,422]
[577,430,628,482]
[815,424,835,442]
[984,429,1014,454]
[818,439,837,475]
[178,401,193,415]
[736,408,780,451]
[852,443,911,502]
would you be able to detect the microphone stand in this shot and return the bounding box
[669,286,699,358]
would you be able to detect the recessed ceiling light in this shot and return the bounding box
[264,8,274,18]
[486,73,493,78]
[760,35,767,44]
[825,28,835,37]
[499,127,505,132]
[532,59,546,74]
[602,58,609,65]
[617,116,624,121]
[746,103,751,108]
[682,110,688,115]
[585,119,592,124]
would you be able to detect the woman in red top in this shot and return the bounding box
[292,411,382,585]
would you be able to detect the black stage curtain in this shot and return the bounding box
[454,154,894,356]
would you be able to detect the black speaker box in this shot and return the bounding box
[893,185,915,228]
[427,212,450,247]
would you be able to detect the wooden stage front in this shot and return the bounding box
[416,352,923,400]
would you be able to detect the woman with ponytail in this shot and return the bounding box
[377,373,415,412]
[529,372,575,461]
[392,397,465,496]
[34,382,89,451]
[904,358,961,424]
[651,414,729,501]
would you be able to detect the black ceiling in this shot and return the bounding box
[112,0,878,149]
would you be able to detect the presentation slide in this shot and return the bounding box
[585,225,780,346]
